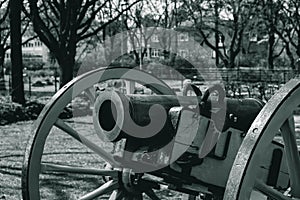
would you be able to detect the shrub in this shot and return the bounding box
[0,95,92,126]
[29,69,54,77]
[24,60,45,70]
[0,98,44,125]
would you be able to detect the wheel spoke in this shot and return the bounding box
[109,189,128,200]
[54,119,120,167]
[79,180,119,200]
[41,163,118,177]
[144,189,160,200]
[142,174,164,185]
[109,190,117,200]
[254,180,291,200]
[281,117,300,197]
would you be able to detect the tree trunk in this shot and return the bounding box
[285,43,295,70]
[267,30,275,70]
[297,34,300,57]
[0,46,6,91]
[10,0,25,105]
[228,50,236,69]
[0,65,5,91]
[58,56,75,88]
[132,50,140,66]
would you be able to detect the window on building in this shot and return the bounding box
[152,34,159,42]
[36,41,43,46]
[212,50,216,58]
[179,49,188,58]
[250,33,257,42]
[151,49,159,57]
[179,33,189,41]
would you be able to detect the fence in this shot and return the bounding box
[219,68,298,84]
[149,67,299,84]
[146,67,299,101]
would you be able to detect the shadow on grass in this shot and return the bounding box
[0,166,22,178]
[39,174,103,199]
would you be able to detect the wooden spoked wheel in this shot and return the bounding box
[224,79,300,200]
[22,67,177,200]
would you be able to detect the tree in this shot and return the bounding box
[257,0,284,69]
[122,1,163,65]
[272,0,300,70]
[92,0,167,66]
[1,0,34,92]
[0,0,10,90]
[10,0,25,104]
[25,0,140,87]
[182,0,259,68]
[124,0,188,64]
[100,1,130,66]
[91,0,190,67]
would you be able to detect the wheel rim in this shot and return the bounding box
[22,67,175,199]
[224,78,300,200]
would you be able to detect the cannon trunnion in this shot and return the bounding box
[21,67,300,200]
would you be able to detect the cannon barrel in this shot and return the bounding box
[93,92,192,143]
[93,91,263,142]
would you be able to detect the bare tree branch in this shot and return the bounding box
[28,0,61,55]
[77,0,110,30]
[79,0,141,41]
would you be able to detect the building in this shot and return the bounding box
[4,37,49,66]
[125,26,213,63]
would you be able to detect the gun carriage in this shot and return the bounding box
[22,67,300,200]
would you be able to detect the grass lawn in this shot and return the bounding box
[1,113,299,199]
[0,116,182,199]
[0,116,113,199]
[0,120,33,199]
[0,116,109,199]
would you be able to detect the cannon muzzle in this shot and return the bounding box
[93,91,184,143]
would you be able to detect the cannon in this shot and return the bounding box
[22,67,300,200]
